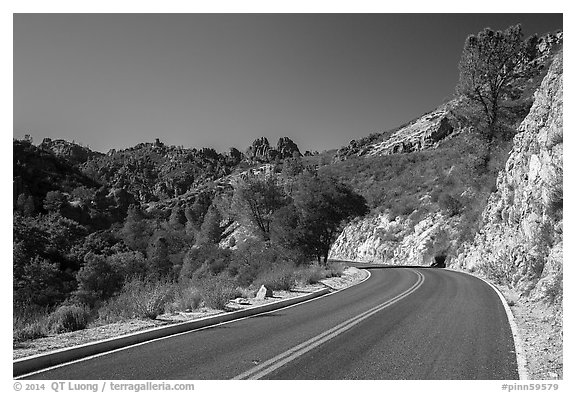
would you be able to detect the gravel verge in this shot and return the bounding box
[450,268,563,380]
[492,283,563,380]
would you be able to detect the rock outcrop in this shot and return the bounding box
[276,137,302,158]
[246,136,301,162]
[367,107,458,156]
[453,52,563,301]
[334,103,462,161]
[329,210,460,266]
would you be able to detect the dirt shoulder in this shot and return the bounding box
[451,268,563,380]
[493,283,563,380]
[13,267,369,360]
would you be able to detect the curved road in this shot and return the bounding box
[21,265,518,380]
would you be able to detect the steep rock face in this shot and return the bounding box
[453,52,563,300]
[246,137,272,161]
[329,210,461,265]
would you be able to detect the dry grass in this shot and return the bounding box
[197,276,241,310]
[98,278,175,322]
[13,306,50,342]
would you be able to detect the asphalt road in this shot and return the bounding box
[21,265,518,380]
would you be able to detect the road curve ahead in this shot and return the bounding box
[21,266,518,380]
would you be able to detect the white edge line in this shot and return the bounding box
[447,268,530,380]
[15,267,372,379]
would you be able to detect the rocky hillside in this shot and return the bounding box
[335,103,462,160]
[334,32,562,162]
[329,50,563,280]
[80,141,241,203]
[453,52,563,301]
[13,139,101,208]
[38,138,104,165]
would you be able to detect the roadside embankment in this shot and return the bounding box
[14,266,368,361]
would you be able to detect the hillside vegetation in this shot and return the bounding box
[14,132,366,341]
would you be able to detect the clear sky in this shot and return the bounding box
[13,13,562,154]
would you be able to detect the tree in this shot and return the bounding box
[456,24,538,143]
[168,206,186,230]
[43,190,67,212]
[185,192,212,231]
[71,186,95,206]
[75,253,123,306]
[270,203,302,251]
[147,235,171,278]
[120,205,151,252]
[107,250,148,279]
[14,251,65,307]
[281,157,305,183]
[196,204,224,246]
[287,174,368,264]
[234,176,288,240]
[42,212,88,261]
[16,193,35,216]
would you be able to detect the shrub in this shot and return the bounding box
[198,276,241,310]
[543,271,563,304]
[13,305,50,342]
[97,294,132,323]
[47,304,91,333]
[125,278,175,319]
[108,251,148,279]
[546,172,563,218]
[167,285,202,313]
[326,262,346,277]
[438,193,463,217]
[14,321,48,342]
[236,286,256,299]
[97,277,175,321]
[548,130,563,148]
[295,265,325,285]
[74,253,123,306]
[228,241,293,287]
[478,257,514,286]
[254,264,297,291]
[180,245,232,281]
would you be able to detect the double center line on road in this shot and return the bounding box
[233,269,425,380]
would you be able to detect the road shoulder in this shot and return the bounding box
[449,268,562,380]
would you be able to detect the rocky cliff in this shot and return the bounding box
[329,51,563,293]
[329,208,460,265]
[453,52,563,301]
